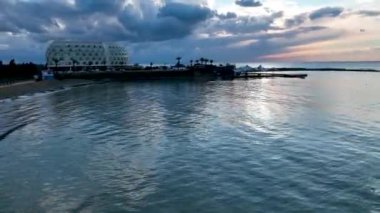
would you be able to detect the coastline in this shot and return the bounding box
[1,67,378,101]
[0,79,94,100]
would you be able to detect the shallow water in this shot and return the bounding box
[0,72,379,212]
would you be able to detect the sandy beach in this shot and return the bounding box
[0,79,94,100]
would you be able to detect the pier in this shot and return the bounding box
[235,72,308,79]
[54,67,308,81]
[55,69,195,81]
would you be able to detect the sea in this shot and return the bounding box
[0,68,379,212]
[238,61,380,70]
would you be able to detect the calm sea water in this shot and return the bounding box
[240,61,380,70]
[0,72,379,212]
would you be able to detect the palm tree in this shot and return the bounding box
[52,58,59,70]
[71,58,78,72]
[176,57,182,66]
[190,60,193,67]
[210,60,214,66]
[195,60,199,65]
[150,62,153,69]
[204,59,209,65]
[200,58,204,65]
[9,59,16,67]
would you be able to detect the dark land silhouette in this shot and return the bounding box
[0,59,43,84]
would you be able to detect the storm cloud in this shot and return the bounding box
[0,0,214,42]
[158,2,213,24]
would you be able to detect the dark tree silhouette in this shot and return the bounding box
[204,59,209,65]
[52,58,59,70]
[71,58,78,72]
[190,60,193,66]
[200,58,205,65]
[9,59,16,67]
[176,57,182,66]
[0,60,40,83]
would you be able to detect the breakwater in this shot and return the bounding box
[54,65,308,81]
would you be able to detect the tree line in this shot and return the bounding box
[0,59,43,82]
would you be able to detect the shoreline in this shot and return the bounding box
[1,67,378,100]
[0,79,94,101]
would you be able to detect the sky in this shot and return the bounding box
[0,0,379,64]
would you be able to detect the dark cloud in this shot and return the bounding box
[0,21,20,34]
[286,7,346,28]
[309,7,344,20]
[208,11,283,35]
[217,12,238,20]
[235,0,262,7]
[158,2,213,24]
[117,2,213,42]
[0,0,214,42]
[0,0,75,34]
[356,10,380,17]
[75,0,125,14]
[285,14,308,28]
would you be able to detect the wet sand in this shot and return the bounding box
[0,80,94,100]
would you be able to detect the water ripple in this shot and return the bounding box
[0,74,379,212]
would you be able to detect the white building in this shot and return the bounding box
[46,41,128,71]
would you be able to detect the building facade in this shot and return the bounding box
[46,41,128,71]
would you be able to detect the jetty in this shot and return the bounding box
[235,72,308,79]
[55,69,194,81]
[54,65,308,81]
